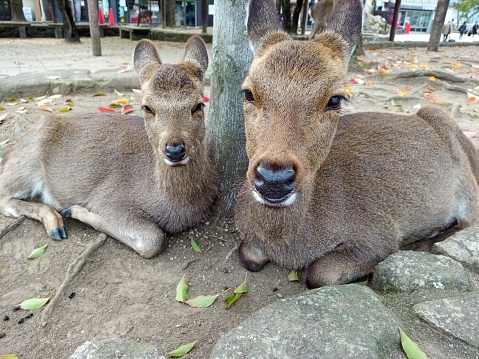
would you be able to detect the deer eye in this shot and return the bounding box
[325,96,342,111]
[243,90,255,104]
[192,103,204,114]
[141,105,153,114]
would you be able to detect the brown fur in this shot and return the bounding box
[0,36,218,258]
[309,0,334,40]
[137,9,152,26]
[235,0,479,288]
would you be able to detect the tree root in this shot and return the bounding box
[393,71,468,83]
[181,258,200,270]
[223,242,239,267]
[41,233,107,326]
[438,79,468,94]
[0,216,26,240]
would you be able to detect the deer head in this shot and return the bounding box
[243,0,362,207]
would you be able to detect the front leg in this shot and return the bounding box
[238,238,270,272]
[63,205,165,258]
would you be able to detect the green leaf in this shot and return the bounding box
[59,106,72,112]
[287,270,299,282]
[28,244,48,259]
[234,273,248,294]
[185,294,218,308]
[167,341,197,357]
[93,92,106,97]
[19,297,50,310]
[191,238,202,253]
[109,103,123,108]
[224,292,241,308]
[399,328,428,359]
[0,354,20,359]
[175,275,188,303]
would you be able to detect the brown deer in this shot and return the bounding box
[235,0,479,288]
[137,9,153,26]
[309,0,334,39]
[0,36,218,258]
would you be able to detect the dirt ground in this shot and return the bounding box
[1,44,479,359]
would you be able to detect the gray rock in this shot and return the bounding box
[371,251,471,292]
[210,284,401,359]
[413,292,479,349]
[433,225,479,272]
[69,338,166,359]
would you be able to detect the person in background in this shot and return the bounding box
[473,23,478,37]
[452,19,455,30]
[459,21,467,39]
[442,21,452,42]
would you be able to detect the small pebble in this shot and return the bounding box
[12,306,20,312]
[3,315,9,321]
[17,318,25,324]
[223,268,228,273]
[25,313,34,319]
[223,286,229,291]
[68,292,76,299]
[0,333,5,339]
[272,287,278,292]
[276,293,283,298]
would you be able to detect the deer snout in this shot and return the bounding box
[164,141,189,166]
[253,163,296,206]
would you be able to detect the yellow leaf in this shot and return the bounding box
[112,98,129,104]
[399,90,408,96]
[429,76,436,81]
[453,63,462,67]
[402,64,418,69]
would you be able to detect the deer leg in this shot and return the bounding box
[0,198,67,240]
[238,238,270,272]
[62,205,165,258]
[305,243,392,289]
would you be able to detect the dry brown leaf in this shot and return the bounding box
[464,131,477,138]
[38,104,53,112]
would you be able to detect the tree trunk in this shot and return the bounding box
[281,0,291,32]
[10,0,27,21]
[208,0,253,216]
[201,0,207,33]
[427,0,450,52]
[389,0,401,41]
[58,0,80,42]
[87,0,101,56]
[291,0,303,34]
[166,0,176,27]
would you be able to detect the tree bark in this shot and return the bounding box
[166,0,176,27]
[208,0,253,216]
[10,0,27,22]
[201,0,207,33]
[291,0,303,34]
[58,0,80,42]
[427,0,450,52]
[281,0,291,32]
[389,0,401,41]
[87,0,101,56]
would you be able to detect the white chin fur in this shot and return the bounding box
[164,157,190,166]
[253,190,297,207]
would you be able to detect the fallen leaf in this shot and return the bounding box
[15,109,27,114]
[0,106,5,110]
[132,88,142,94]
[348,78,358,84]
[93,92,106,97]
[203,96,210,102]
[49,94,63,99]
[234,273,248,294]
[191,238,202,253]
[121,106,134,114]
[34,95,46,101]
[422,89,432,93]
[175,275,188,303]
[37,98,53,106]
[399,90,408,97]
[114,88,124,96]
[109,103,123,108]
[467,92,479,105]
[429,76,436,81]
[413,104,422,110]
[59,106,72,112]
[426,94,441,102]
[28,244,48,259]
[7,99,18,106]
[0,355,20,359]
[168,341,197,357]
[112,98,129,104]
[185,295,219,308]
[46,75,60,80]
[463,131,477,138]
[224,293,241,308]
[287,270,300,282]
[20,98,29,103]
[0,113,7,122]
[38,104,53,112]
[19,297,50,310]
[118,66,131,73]
[97,107,116,113]
[402,64,418,69]
[399,328,428,359]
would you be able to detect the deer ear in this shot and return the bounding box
[182,35,208,76]
[313,0,363,61]
[247,0,290,54]
[134,39,162,85]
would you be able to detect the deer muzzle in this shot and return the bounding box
[253,163,297,206]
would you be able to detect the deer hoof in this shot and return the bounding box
[48,226,68,240]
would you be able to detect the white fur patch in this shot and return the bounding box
[164,157,190,167]
[253,190,297,207]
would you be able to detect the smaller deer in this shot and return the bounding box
[235,0,479,288]
[309,0,334,39]
[0,36,218,258]
[137,9,152,26]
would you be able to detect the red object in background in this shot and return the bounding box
[405,23,411,34]
[99,8,104,25]
[109,8,115,25]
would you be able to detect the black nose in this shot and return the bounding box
[165,143,186,162]
[254,164,296,203]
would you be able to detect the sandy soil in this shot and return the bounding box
[1,44,479,359]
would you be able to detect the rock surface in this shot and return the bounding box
[69,338,166,359]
